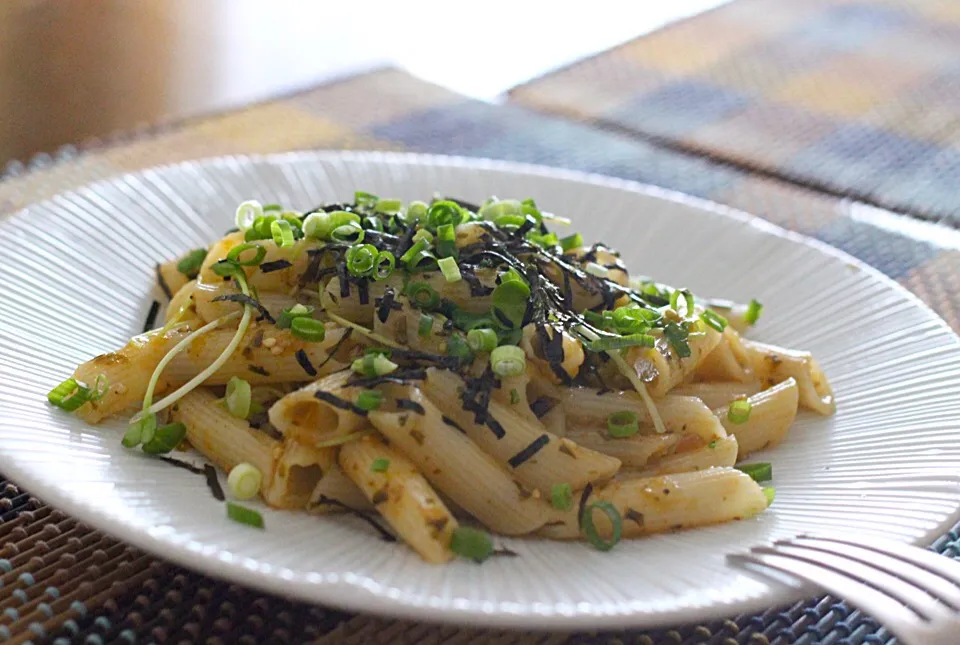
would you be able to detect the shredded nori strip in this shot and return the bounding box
[529,397,558,419]
[491,547,519,558]
[577,482,595,532]
[485,417,507,439]
[442,415,466,434]
[212,293,277,324]
[295,349,317,377]
[396,399,425,415]
[204,464,225,501]
[314,390,367,416]
[142,300,160,333]
[459,265,494,297]
[625,508,644,528]
[375,287,401,324]
[507,434,550,468]
[248,364,270,377]
[159,457,205,476]
[338,262,350,298]
[460,368,500,427]
[314,495,396,542]
[316,328,353,371]
[347,367,427,388]
[259,259,293,273]
[357,278,370,306]
[155,264,173,300]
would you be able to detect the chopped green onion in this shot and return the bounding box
[227,463,263,500]
[400,238,430,265]
[373,251,396,281]
[302,212,330,239]
[479,199,521,222]
[122,412,156,448]
[270,219,295,247]
[412,228,434,245]
[728,399,752,424]
[405,282,440,310]
[763,487,775,506]
[584,262,609,278]
[450,526,493,563]
[700,310,728,333]
[607,410,639,438]
[177,249,208,277]
[355,191,379,207]
[426,201,463,229]
[142,422,187,455]
[584,334,655,352]
[510,389,520,404]
[550,483,573,511]
[356,390,384,412]
[559,233,583,252]
[244,215,276,241]
[225,376,252,419]
[610,306,655,335]
[226,502,264,529]
[330,222,365,244]
[438,257,462,283]
[211,259,241,278]
[263,203,282,212]
[48,378,91,412]
[235,200,264,231]
[406,201,428,223]
[670,289,695,316]
[345,243,379,277]
[446,335,475,365]
[226,243,267,266]
[745,299,763,325]
[370,457,390,473]
[291,318,326,342]
[417,314,434,337]
[491,279,530,329]
[736,462,772,483]
[528,231,559,249]
[581,501,622,552]
[351,353,398,377]
[277,304,314,329]
[663,322,691,358]
[363,216,383,232]
[374,198,402,214]
[466,328,498,353]
[494,214,527,229]
[491,345,525,377]
[435,223,457,259]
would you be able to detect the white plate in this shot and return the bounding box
[2,151,960,631]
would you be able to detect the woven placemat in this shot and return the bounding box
[509,0,960,225]
[0,66,958,644]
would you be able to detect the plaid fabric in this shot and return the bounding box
[0,66,957,644]
[509,0,960,226]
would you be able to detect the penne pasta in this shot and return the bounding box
[694,327,753,383]
[671,380,762,409]
[268,370,368,445]
[716,377,800,457]
[308,462,374,513]
[742,341,835,415]
[340,435,458,563]
[262,439,335,509]
[632,435,738,477]
[625,322,723,397]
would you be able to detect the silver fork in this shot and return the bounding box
[729,535,960,645]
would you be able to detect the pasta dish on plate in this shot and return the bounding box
[47,193,835,563]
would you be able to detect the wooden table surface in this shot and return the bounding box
[0,0,724,164]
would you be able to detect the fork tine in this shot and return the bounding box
[730,551,918,640]
[785,537,960,610]
[800,535,960,587]
[753,544,952,621]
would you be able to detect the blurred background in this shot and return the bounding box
[0,0,723,164]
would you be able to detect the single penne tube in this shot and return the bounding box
[538,467,770,539]
[267,370,368,445]
[157,258,191,300]
[421,368,621,492]
[671,380,762,409]
[262,439,335,509]
[715,377,800,457]
[741,340,835,415]
[624,321,723,397]
[170,389,278,484]
[368,387,552,535]
[308,462,374,513]
[563,428,683,468]
[694,327,753,383]
[73,326,193,423]
[633,434,738,477]
[559,388,727,443]
[340,435,458,563]
[192,281,301,323]
[165,322,354,385]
